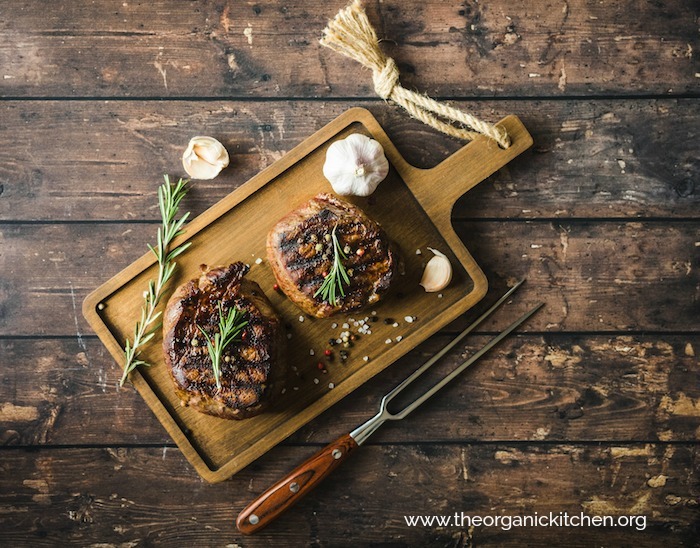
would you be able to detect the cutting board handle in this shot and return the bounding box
[398,115,533,228]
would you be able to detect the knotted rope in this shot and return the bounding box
[320,0,511,148]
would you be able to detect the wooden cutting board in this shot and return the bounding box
[83,107,532,483]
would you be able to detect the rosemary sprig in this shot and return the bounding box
[197,303,248,390]
[314,224,350,307]
[120,175,191,387]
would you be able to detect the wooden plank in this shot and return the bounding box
[451,220,700,333]
[1,1,697,97]
[1,335,698,446]
[1,99,698,221]
[0,444,696,546]
[0,221,697,336]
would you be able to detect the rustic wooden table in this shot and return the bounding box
[1,1,698,546]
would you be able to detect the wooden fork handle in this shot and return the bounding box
[236,433,359,534]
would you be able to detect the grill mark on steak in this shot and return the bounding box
[267,193,399,318]
[162,262,286,420]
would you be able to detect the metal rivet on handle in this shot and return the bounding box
[249,514,259,525]
[332,449,342,459]
[289,482,300,493]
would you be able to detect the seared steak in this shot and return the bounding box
[267,193,398,318]
[162,262,286,420]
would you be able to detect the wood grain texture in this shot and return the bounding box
[1,1,697,97]
[2,0,698,543]
[1,99,698,221]
[1,335,698,447]
[0,444,697,546]
[1,221,696,336]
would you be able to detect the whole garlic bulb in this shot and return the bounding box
[182,136,230,180]
[322,133,389,196]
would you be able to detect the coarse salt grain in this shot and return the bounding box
[385,338,392,344]
[395,335,403,342]
[293,386,299,391]
[371,311,377,316]
[281,388,286,394]
[438,293,443,298]
[328,383,335,389]
[416,249,422,255]
[363,356,370,362]
[313,378,319,385]
[254,257,263,264]
[392,322,399,328]
[309,349,315,356]
[342,323,350,329]
[404,316,414,323]
[299,316,305,322]
[331,323,338,329]
[286,333,293,339]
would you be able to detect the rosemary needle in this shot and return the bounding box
[197,303,248,390]
[314,224,350,307]
[120,175,191,387]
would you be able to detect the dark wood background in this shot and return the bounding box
[1,1,698,546]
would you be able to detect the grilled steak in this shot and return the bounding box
[267,193,399,318]
[162,262,286,420]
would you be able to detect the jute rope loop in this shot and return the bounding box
[320,0,511,149]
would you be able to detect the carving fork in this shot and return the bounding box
[237,280,542,534]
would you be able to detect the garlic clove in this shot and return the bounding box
[323,133,389,197]
[420,248,453,292]
[182,136,230,180]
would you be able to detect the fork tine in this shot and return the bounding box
[393,302,544,419]
[381,279,526,409]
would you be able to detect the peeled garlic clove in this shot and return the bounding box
[322,133,389,196]
[182,136,230,180]
[420,248,452,292]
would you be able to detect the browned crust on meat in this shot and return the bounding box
[266,193,398,318]
[162,262,286,420]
